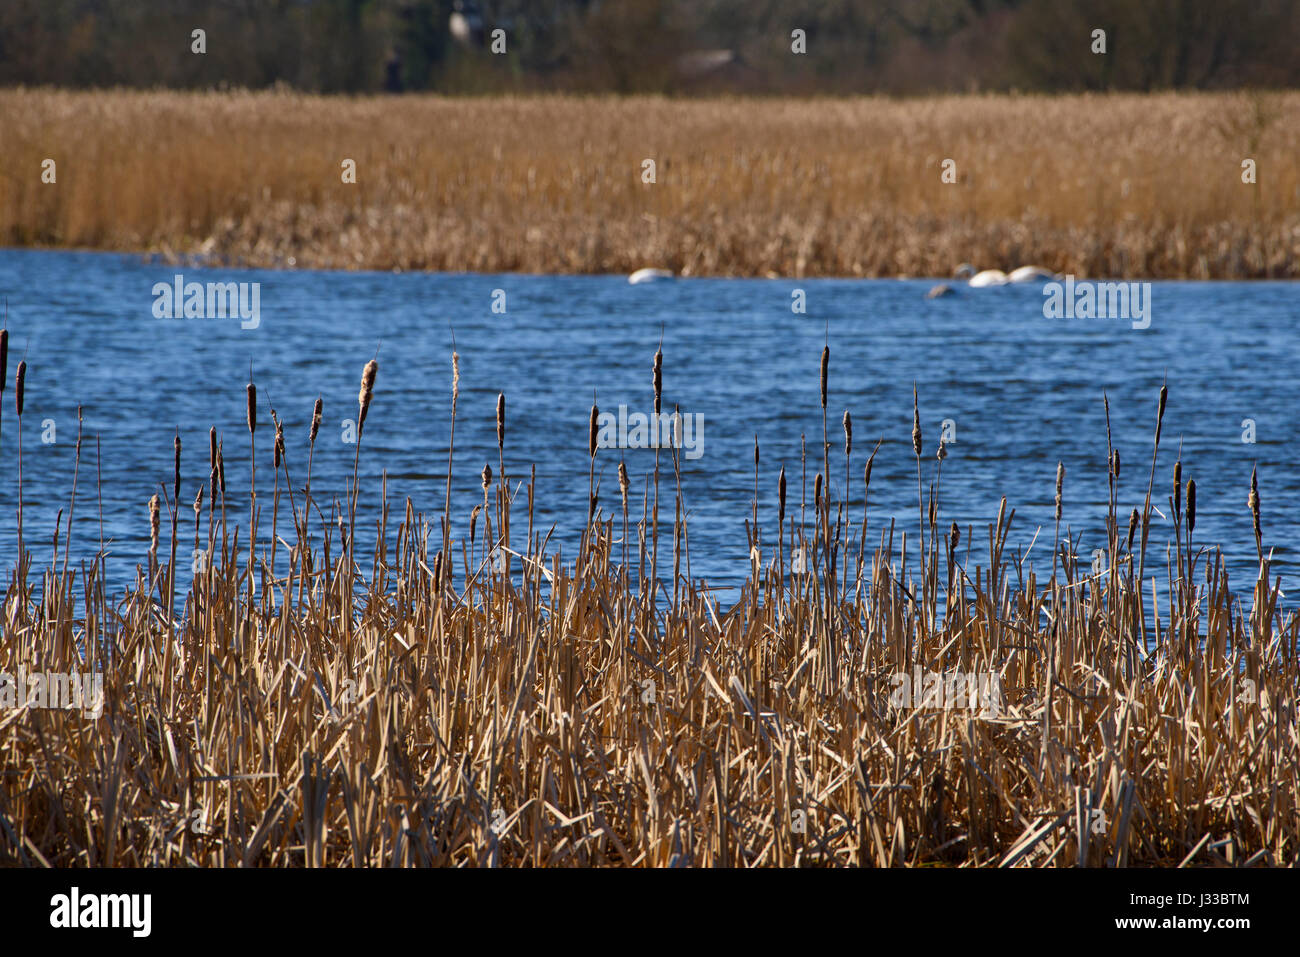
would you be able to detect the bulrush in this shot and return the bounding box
[358,359,378,431]
[1173,461,1182,517]
[3,342,1296,871]
[173,432,181,502]
[814,473,823,511]
[778,466,786,526]
[1249,465,1261,549]
[1111,449,1120,479]
[1155,383,1168,445]
[15,359,25,416]
[1055,463,1064,522]
[819,346,828,410]
[652,347,662,415]
[496,393,505,450]
[588,403,599,459]
[208,427,218,497]
[246,381,256,434]
[911,388,921,458]
[843,411,852,457]
[481,463,492,493]
[310,397,322,444]
[274,420,284,469]
[148,494,160,558]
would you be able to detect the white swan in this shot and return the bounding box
[1007,265,1058,283]
[628,268,674,285]
[955,263,1058,287]
[955,264,1008,287]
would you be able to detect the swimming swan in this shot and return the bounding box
[954,263,1058,286]
[628,268,674,284]
[1007,265,1058,283]
[955,263,1008,287]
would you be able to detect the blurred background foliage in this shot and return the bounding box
[1,0,1297,94]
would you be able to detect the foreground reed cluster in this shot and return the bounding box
[4,89,1299,278]
[0,337,1296,868]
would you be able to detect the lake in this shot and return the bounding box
[1,248,1296,605]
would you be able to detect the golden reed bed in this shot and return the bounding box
[0,331,1295,867]
[2,88,1299,277]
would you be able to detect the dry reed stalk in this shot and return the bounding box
[6,90,1299,279]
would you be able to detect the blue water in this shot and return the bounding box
[1,249,1296,608]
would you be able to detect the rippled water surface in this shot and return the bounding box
[2,249,1297,604]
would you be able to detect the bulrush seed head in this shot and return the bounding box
[1156,384,1168,443]
[358,359,378,430]
[778,466,786,525]
[1186,479,1197,535]
[310,397,322,444]
[1055,462,1064,521]
[149,494,160,555]
[15,360,25,416]
[911,387,921,458]
[819,346,828,410]
[0,329,7,395]
[652,347,662,415]
[246,381,256,434]
[209,427,218,498]
[589,403,599,459]
[496,393,505,450]
[1127,508,1139,551]
[842,411,852,457]
[1249,466,1261,540]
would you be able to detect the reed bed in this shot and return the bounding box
[3,88,1299,278]
[0,334,1296,868]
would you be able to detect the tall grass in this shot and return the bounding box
[2,89,1298,278]
[0,337,1296,867]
